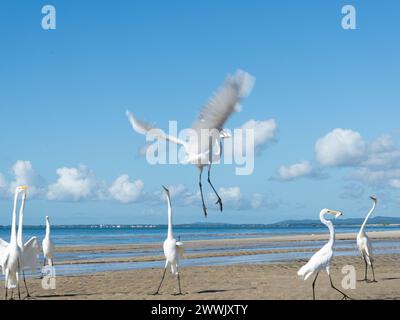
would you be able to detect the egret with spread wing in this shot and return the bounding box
[0,186,28,300]
[154,186,184,295]
[298,209,352,300]
[127,70,255,216]
[357,196,377,283]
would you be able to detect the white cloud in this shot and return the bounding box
[250,193,263,209]
[0,173,6,188]
[315,128,366,167]
[205,186,278,211]
[0,173,7,197]
[9,160,44,197]
[235,119,278,155]
[47,165,101,201]
[217,187,242,204]
[342,134,400,189]
[277,160,313,181]
[109,175,144,203]
[389,179,400,189]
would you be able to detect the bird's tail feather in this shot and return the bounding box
[298,265,313,280]
[170,263,178,275]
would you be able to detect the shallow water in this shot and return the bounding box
[0,225,398,276]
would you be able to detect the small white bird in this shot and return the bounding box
[357,196,377,283]
[298,209,352,300]
[0,186,27,299]
[127,70,255,217]
[154,186,184,295]
[42,216,55,268]
[16,188,40,299]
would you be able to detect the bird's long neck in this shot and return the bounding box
[45,219,51,238]
[10,191,19,245]
[360,201,376,234]
[166,194,173,239]
[17,192,26,246]
[320,212,335,248]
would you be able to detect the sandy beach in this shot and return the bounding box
[1,230,399,300]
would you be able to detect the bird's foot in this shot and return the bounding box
[215,198,223,212]
[152,291,161,296]
[367,279,378,283]
[173,292,184,296]
[341,294,353,300]
[202,205,208,217]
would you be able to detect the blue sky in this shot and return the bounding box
[0,1,399,225]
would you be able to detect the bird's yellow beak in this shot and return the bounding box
[329,210,343,218]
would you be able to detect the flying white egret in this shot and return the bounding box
[127,70,255,217]
[42,216,55,268]
[357,196,377,283]
[298,209,352,300]
[154,186,184,295]
[16,188,40,298]
[0,186,27,300]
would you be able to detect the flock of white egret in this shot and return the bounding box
[0,186,54,300]
[0,70,383,300]
[127,70,381,299]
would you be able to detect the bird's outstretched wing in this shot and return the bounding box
[176,241,184,258]
[0,238,9,274]
[192,70,255,132]
[126,111,187,146]
[22,236,40,272]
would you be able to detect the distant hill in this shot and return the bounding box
[1,216,399,229]
[267,216,400,228]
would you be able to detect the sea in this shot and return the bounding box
[1,224,399,276]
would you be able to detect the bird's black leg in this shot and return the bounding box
[207,164,223,212]
[154,267,167,295]
[22,270,31,299]
[17,280,21,300]
[312,272,319,300]
[329,274,352,300]
[17,260,21,300]
[176,266,182,296]
[199,169,207,217]
[5,287,7,300]
[177,273,182,295]
[363,256,368,282]
[370,262,377,283]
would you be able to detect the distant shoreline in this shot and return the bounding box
[1,215,400,229]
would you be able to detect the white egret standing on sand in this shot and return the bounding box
[127,70,255,217]
[357,196,377,283]
[42,216,55,268]
[16,187,40,298]
[154,186,184,295]
[0,186,28,299]
[298,209,352,300]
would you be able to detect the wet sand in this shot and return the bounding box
[2,230,399,300]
